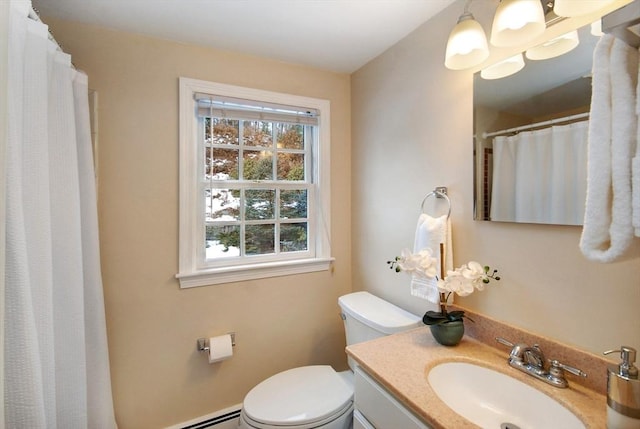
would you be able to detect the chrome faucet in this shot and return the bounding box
[496,337,587,388]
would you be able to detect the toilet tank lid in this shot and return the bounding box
[339,292,421,334]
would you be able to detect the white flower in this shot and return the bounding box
[438,271,474,296]
[396,248,438,279]
[438,261,491,297]
[460,261,487,290]
[396,248,419,271]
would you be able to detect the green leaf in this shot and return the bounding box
[422,311,448,325]
[446,310,465,322]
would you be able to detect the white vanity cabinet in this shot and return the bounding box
[353,366,432,429]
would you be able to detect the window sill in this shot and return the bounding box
[176,257,334,288]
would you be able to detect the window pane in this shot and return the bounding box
[206,225,240,259]
[246,224,275,255]
[280,223,308,252]
[243,121,273,148]
[207,148,238,180]
[211,118,239,145]
[277,153,304,181]
[280,190,307,219]
[245,189,275,220]
[206,188,240,221]
[243,150,273,180]
[276,123,304,150]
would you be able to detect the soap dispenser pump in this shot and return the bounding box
[603,346,640,429]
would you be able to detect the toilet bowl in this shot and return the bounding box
[238,292,421,429]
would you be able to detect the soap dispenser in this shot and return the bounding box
[604,346,640,429]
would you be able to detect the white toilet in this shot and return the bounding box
[238,291,422,429]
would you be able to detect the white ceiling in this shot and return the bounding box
[32,0,457,73]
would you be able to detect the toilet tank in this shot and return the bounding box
[338,291,421,348]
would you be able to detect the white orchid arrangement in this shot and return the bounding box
[387,248,500,325]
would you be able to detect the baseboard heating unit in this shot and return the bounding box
[165,405,241,429]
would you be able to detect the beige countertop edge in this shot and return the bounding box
[346,327,607,429]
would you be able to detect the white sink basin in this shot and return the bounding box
[427,362,585,429]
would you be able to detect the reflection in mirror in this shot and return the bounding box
[473,24,600,225]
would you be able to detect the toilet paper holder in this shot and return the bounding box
[197,333,236,353]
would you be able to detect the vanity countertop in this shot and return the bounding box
[346,327,607,429]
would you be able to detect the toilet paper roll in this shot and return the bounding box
[208,334,233,363]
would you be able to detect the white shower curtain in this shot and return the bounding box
[490,121,589,225]
[4,1,116,427]
[490,135,517,222]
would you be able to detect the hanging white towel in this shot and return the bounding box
[410,214,453,303]
[580,35,638,262]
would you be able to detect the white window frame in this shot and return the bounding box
[177,77,332,288]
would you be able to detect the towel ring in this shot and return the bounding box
[420,188,451,219]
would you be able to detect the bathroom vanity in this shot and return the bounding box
[353,366,431,429]
[346,325,609,429]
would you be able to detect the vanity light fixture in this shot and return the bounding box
[444,2,489,70]
[525,29,579,60]
[553,0,615,17]
[480,53,525,79]
[490,0,547,47]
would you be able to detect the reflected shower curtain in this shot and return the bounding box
[490,121,589,225]
[5,1,116,427]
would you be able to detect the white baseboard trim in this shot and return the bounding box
[165,404,242,429]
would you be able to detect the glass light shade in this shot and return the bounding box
[490,0,546,47]
[525,30,579,60]
[445,13,489,70]
[480,53,525,79]
[553,0,614,17]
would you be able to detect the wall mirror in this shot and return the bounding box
[473,23,600,225]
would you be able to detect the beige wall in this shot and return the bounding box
[45,18,352,429]
[352,0,640,359]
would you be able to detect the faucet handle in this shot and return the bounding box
[550,359,587,378]
[495,337,514,348]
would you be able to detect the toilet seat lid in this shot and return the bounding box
[243,365,353,426]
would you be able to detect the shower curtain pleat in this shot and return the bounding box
[6,7,50,427]
[74,72,116,427]
[514,130,551,223]
[549,123,589,225]
[490,136,517,221]
[49,49,89,428]
[4,1,116,427]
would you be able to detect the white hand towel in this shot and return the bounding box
[581,35,638,262]
[410,214,453,303]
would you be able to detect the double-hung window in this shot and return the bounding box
[177,78,332,287]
